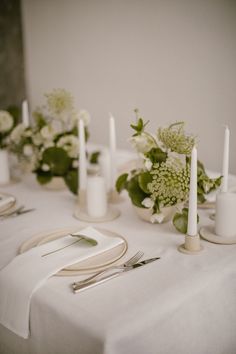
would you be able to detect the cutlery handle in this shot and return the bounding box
[73,271,120,293]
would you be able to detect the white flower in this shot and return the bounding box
[141,197,154,209]
[32,133,44,146]
[42,163,50,171]
[72,160,78,168]
[10,123,25,143]
[78,110,90,126]
[57,134,78,158]
[23,144,34,157]
[144,158,153,171]
[46,89,74,115]
[129,133,155,153]
[43,141,54,149]
[150,213,165,224]
[0,111,14,133]
[40,124,56,140]
[51,119,63,134]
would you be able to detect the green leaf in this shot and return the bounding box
[64,170,78,195]
[116,173,129,193]
[145,147,167,163]
[89,151,100,164]
[36,172,53,185]
[173,208,199,234]
[130,118,149,136]
[138,172,152,193]
[127,175,148,208]
[33,111,47,128]
[42,147,71,175]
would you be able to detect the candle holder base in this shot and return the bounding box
[74,205,120,223]
[178,234,203,255]
[108,189,125,204]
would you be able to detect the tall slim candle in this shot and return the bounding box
[78,119,87,191]
[221,126,230,193]
[187,146,198,236]
[109,113,116,190]
[22,100,29,127]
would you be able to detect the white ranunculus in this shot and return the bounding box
[41,163,50,171]
[0,111,14,133]
[150,213,165,224]
[40,124,56,140]
[57,134,78,158]
[72,160,78,168]
[129,133,155,154]
[10,123,25,143]
[23,144,34,157]
[32,133,43,146]
[78,110,90,126]
[141,197,154,209]
[144,158,153,171]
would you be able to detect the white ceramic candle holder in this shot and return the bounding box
[0,149,10,185]
[78,189,86,208]
[178,234,203,255]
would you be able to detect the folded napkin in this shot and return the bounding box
[0,226,124,338]
[0,196,15,213]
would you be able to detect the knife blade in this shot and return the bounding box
[73,257,160,293]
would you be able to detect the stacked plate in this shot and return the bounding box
[0,193,16,216]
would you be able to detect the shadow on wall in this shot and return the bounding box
[0,0,26,109]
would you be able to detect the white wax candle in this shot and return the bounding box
[221,126,230,193]
[78,119,87,191]
[187,146,198,236]
[215,192,236,237]
[0,150,10,185]
[99,150,111,191]
[22,100,29,127]
[109,113,117,190]
[86,176,107,217]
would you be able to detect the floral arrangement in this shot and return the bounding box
[0,107,20,149]
[10,89,95,194]
[116,111,221,231]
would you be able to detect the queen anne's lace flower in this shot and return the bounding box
[148,159,190,208]
[158,122,195,155]
[0,111,14,133]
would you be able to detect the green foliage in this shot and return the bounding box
[145,147,167,164]
[42,147,71,175]
[64,170,78,195]
[127,175,149,208]
[138,172,152,193]
[173,208,199,234]
[36,171,53,185]
[89,151,100,164]
[116,173,129,193]
[33,111,47,128]
[7,105,20,125]
[130,118,149,136]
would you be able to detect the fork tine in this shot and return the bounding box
[125,251,144,266]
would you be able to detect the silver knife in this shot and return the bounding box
[73,257,160,293]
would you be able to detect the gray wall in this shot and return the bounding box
[22,0,236,173]
[0,0,25,109]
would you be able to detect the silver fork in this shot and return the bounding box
[72,250,144,290]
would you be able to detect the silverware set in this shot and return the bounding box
[72,251,161,293]
[0,205,35,220]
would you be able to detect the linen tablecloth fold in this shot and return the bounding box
[0,226,124,339]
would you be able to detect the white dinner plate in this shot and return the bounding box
[0,193,16,215]
[19,226,128,276]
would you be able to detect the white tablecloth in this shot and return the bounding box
[1,152,236,354]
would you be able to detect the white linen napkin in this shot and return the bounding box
[0,196,15,213]
[0,226,124,339]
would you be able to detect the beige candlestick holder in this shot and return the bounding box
[178,234,203,255]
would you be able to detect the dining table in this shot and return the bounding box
[0,148,236,354]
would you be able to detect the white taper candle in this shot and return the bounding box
[221,126,230,193]
[22,100,29,127]
[187,146,198,236]
[109,113,117,190]
[78,118,87,191]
